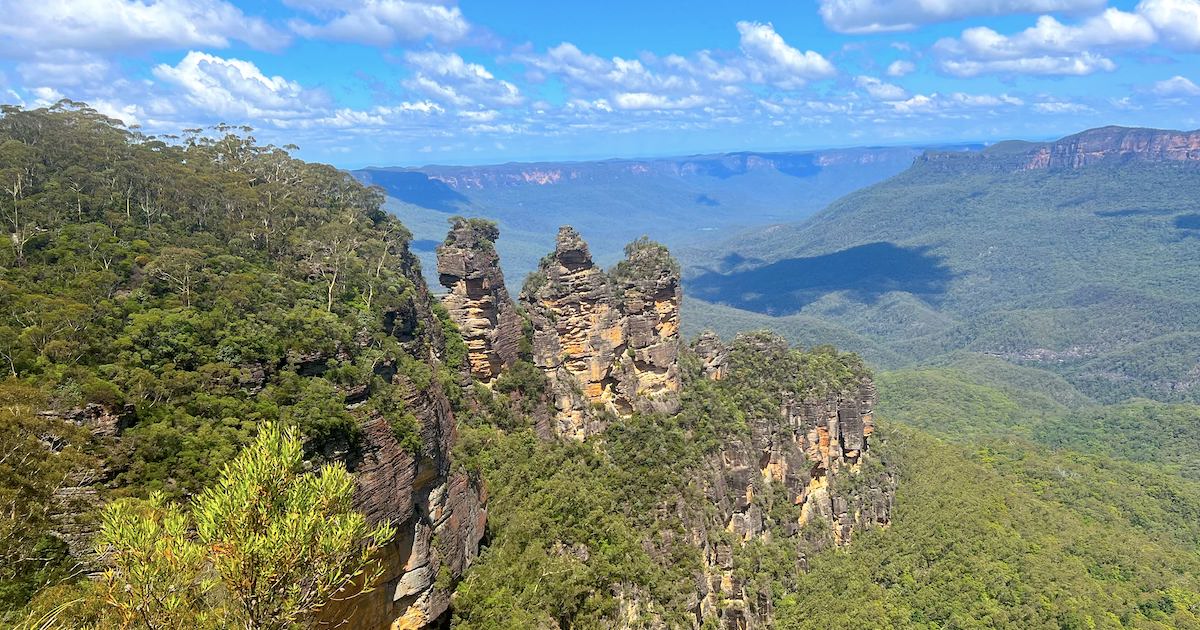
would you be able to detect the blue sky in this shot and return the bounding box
[2,0,1199,167]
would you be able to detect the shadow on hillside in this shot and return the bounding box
[1175,214,1200,231]
[360,170,468,212]
[685,242,953,316]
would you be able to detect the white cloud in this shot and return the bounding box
[0,0,287,54]
[290,0,469,45]
[1152,75,1200,96]
[736,21,836,88]
[935,8,1156,76]
[886,60,916,76]
[1032,100,1093,112]
[612,93,708,110]
[817,0,1106,34]
[940,52,1116,76]
[152,51,318,119]
[1138,0,1200,50]
[890,91,1023,114]
[855,75,908,100]
[931,1,1200,77]
[403,51,522,107]
[512,22,834,114]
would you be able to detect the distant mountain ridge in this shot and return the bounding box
[362,147,929,191]
[919,126,1200,172]
[354,145,939,286]
[685,125,1200,404]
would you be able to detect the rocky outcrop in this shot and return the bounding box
[686,334,894,628]
[436,217,523,383]
[1024,126,1200,170]
[919,126,1200,173]
[693,331,728,381]
[519,228,681,439]
[326,246,487,630]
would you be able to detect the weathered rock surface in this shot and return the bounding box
[920,126,1200,173]
[519,227,682,439]
[316,246,487,630]
[686,335,894,628]
[436,218,523,383]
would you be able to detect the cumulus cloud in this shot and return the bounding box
[153,52,320,120]
[0,0,287,54]
[935,8,1156,76]
[1138,0,1200,50]
[1152,75,1200,96]
[290,0,470,45]
[513,22,833,115]
[817,0,1106,34]
[403,51,522,107]
[736,21,836,88]
[932,1,1200,77]
[886,60,916,76]
[855,75,908,100]
[889,91,1023,114]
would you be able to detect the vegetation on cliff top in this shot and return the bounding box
[0,102,452,620]
[451,332,874,628]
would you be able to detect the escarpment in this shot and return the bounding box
[436,217,522,383]
[685,333,894,628]
[919,126,1200,173]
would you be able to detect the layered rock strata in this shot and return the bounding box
[436,218,522,383]
[337,246,487,630]
[687,334,894,628]
[518,227,682,439]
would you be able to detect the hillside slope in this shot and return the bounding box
[686,126,1200,402]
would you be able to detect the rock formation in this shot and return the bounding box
[334,247,487,630]
[920,126,1200,173]
[436,217,523,383]
[687,334,894,628]
[518,227,682,439]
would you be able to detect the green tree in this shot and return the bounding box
[94,423,395,629]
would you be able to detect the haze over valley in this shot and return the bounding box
[3,1,1200,629]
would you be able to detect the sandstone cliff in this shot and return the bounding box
[436,217,523,384]
[685,333,894,628]
[332,244,487,629]
[519,227,682,439]
[919,126,1200,173]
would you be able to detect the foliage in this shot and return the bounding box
[0,102,442,612]
[90,423,394,629]
[687,155,1200,403]
[0,380,91,611]
[775,427,1200,629]
[451,331,872,628]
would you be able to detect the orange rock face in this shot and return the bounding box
[520,227,682,439]
[436,218,522,384]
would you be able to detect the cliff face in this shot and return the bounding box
[1023,126,1200,170]
[436,218,523,384]
[519,228,682,439]
[367,148,921,192]
[919,126,1200,173]
[687,335,894,628]
[322,247,487,630]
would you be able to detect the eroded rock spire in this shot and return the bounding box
[436,217,522,383]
